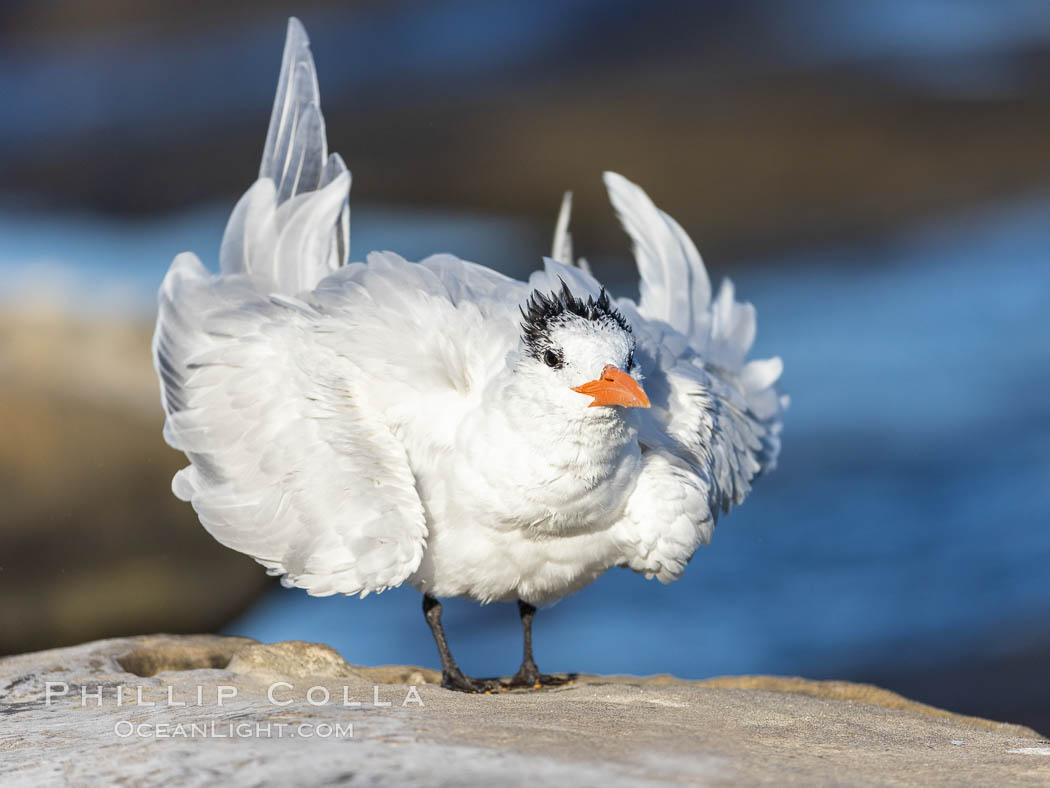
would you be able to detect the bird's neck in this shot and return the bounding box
[500,368,636,455]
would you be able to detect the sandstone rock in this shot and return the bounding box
[1,634,1047,786]
[226,640,368,682]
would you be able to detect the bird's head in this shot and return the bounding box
[517,281,650,415]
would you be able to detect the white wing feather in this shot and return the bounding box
[551,191,574,265]
[152,20,429,597]
[603,171,712,343]
[154,256,427,596]
[220,17,350,294]
[599,173,785,581]
[549,190,595,274]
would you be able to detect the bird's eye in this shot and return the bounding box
[543,349,561,368]
[627,350,635,370]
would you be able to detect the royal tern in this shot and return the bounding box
[153,19,786,692]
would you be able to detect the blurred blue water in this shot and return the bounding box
[4,0,1048,159]
[3,194,1047,688]
[763,0,1050,96]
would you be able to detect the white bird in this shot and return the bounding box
[153,18,786,692]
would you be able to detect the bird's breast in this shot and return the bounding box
[403,399,643,603]
[445,406,642,536]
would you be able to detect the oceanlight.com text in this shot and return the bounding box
[113,721,353,739]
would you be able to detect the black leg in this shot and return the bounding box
[422,594,496,693]
[507,599,572,688]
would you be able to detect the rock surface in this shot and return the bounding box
[1,635,1048,786]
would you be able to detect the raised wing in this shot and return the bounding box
[600,173,785,579]
[604,171,712,344]
[154,257,426,596]
[151,19,428,597]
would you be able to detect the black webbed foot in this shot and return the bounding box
[505,656,575,689]
[440,668,499,694]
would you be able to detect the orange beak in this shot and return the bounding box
[572,365,651,409]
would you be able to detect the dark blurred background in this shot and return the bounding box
[2,0,1048,735]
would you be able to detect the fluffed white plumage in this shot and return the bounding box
[152,20,785,619]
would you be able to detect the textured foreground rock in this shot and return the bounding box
[1,635,1047,786]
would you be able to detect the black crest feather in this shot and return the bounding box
[519,279,631,360]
